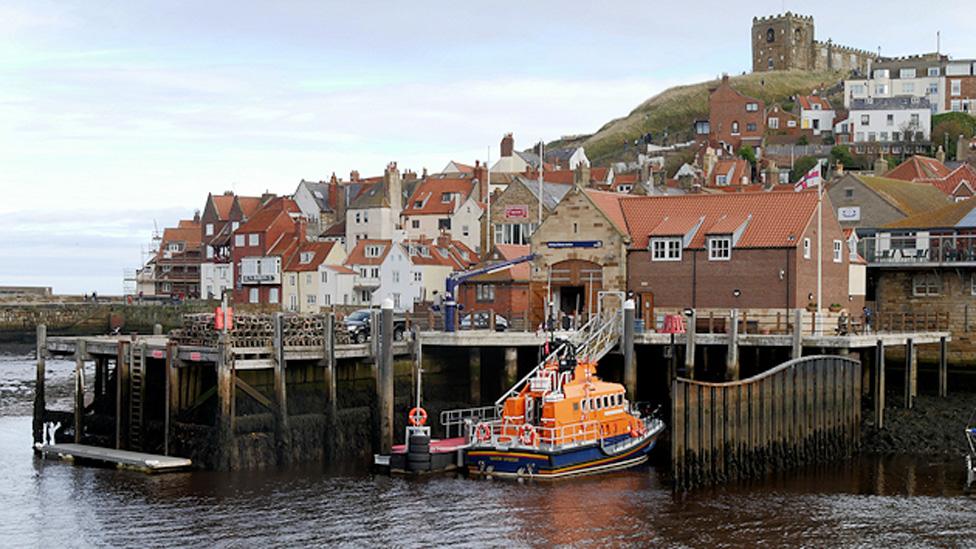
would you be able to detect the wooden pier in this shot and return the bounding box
[37,443,192,473]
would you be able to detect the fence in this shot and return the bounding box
[671,355,861,490]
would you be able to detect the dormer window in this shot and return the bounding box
[745,103,758,112]
[414,200,424,208]
[441,192,454,203]
[708,236,731,261]
[420,246,430,257]
[651,237,681,261]
[300,251,314,264]
[365,245,384,258]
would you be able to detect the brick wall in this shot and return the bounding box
[709,77,765,149]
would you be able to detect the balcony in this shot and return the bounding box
[353,275,380,288]
[858,234,976,267]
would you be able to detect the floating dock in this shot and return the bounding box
[37,443,192,473]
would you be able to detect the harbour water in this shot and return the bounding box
[2,348,975,547]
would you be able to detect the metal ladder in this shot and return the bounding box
[128,343,145,451]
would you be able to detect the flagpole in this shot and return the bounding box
[538,139,544,235]
[817,159,823,334]
[486,146,492,254]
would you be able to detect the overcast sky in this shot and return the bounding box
[2,1,974,294]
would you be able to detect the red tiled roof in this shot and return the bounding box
[344,239,391,266]
[212,194,235,219]
[494,244,531,281]
[621,191,819,249]
[521,167,607,186]
[324,264,357,275]
[161,223,202,248]
[284,241,337,272]
[237,196,264,217]
[177,219,199,229]
[917,164,976,197]
[797,95,832,111]
[709,158,750,186]
[884,155,951,181]
[402,178,476,216]
[584,190,628,234]
[236,198,300,234]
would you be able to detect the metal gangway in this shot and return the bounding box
[441,292,626,437]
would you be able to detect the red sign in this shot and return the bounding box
[189,352,202,362]
[505,205,529,219]
[152,350,164,359]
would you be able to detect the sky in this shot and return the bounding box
[1,0,974,294]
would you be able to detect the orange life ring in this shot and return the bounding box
[408,406,428,427]
[519,424,538,446]
[476,423,492,443]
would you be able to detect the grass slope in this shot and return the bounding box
[553,70,846,166]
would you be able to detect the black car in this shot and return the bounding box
[344,309,406,343]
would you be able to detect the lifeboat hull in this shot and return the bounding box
[464,427,661,480]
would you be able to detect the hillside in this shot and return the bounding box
[551,70,846,166]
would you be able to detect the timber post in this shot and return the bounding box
[503,347,518,394]
[378,299,395,455]
[273,312,292,465]
[623,298,636,399]
[874,339,885,429]
[215,331,236,470]
[469,348,482,405]
[33,324,46,445]
[323,313,337,460]
[791,309,803,359]
[938,336,948,398]
[165,341,177,456]
[74,339,87,443]
[684,309,697,379]
[726,309,739,380]
[904,338,915,409]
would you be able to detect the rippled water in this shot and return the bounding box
[2,349,976,547]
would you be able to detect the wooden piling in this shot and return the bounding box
[904,338,915,409]
[272,313,292,464]
[469,348,482,405]
[726,309,739,380]
[322,313,337,460]
[874,340,885,429]
[503,347,518,394]
[165,342,177,456]
[33,324,46,445]
[215,331,236,469]
[378,302,395,455]
[938,336,948,398]
[623,300,636,399]
[791,309,802,359]
[74,339,87,443]
[685,310,697,379]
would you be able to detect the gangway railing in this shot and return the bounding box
[440,405,498,439]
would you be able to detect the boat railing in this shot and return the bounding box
[470,419,605,450]
[440,405,499,439]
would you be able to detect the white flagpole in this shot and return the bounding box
[538,139,544,235]
[816,159,823,333]
[486,147,492,254]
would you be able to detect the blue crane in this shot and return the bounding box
[442,253,536,332]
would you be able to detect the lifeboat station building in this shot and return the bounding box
[527,187,860,328]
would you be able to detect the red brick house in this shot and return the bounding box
[200,192,266,298]
[707,158,751,187]
[706,75,766,152]
[155,217,203,299]
[230,197,305,306]
[457,244,531,323]
[621,191,856,317]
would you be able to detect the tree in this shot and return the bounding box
[738,145,757,165]
[932,112,976,158]
[830,145,854,168]
[790,156,820,182]
[796,135,809,146]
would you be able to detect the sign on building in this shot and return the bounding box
[838,206,861,222]
[546,241,603,249]
[505,205,529,219]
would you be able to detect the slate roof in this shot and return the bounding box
[513,177,573,211]
[850,97,931,110]
[620,191,820,250]
[300,181,333,212]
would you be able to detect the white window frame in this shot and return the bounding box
[249,288,259,304]
[235,234,245,247]
[205,223,214,236]
[912,274,941,297]
[803,238,811,259]
[269,288,279,304]
[248,233,259,246]
[708,236,731,261]
[951,79,962,96]
[833,240,842,263]
[651,237,682,261]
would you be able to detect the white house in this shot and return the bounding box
[797,95,835,136]
[401,176,484,252]
[840,97,932,145]
[281,241,347,313]
[844,58,945,113]
[344,164,402,253]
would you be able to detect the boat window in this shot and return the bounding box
[581,400,588,412]
[573,402,579,412]
[602,396,609,409]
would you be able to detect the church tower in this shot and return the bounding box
[752,13,815,72]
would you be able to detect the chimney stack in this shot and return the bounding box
[936,145,946,163]
[873,154,888,176]
[384,161,402,216]
[573,162,591,187]
[501,133,514,157]
[350,170,360,182]
[472,160,488,202]
[436,232,452,249]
